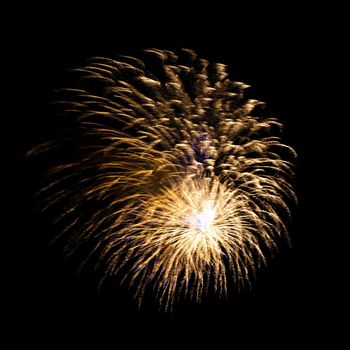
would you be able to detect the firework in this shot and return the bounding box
[29,49,296,310]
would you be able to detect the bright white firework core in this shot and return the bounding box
[189,200,216,233]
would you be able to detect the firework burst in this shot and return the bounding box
[29,49,296,310]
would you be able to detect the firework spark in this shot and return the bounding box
[29,49,296,310]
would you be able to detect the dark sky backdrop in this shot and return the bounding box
[6,7,340,348]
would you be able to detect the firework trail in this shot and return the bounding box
[29,49,296,310]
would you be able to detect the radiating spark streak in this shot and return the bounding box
[29,49,296,310]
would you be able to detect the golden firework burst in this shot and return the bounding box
[29,49,296,310]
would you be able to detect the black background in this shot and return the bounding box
[6,6,341,347]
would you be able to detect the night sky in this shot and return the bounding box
[6,6,341,347]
